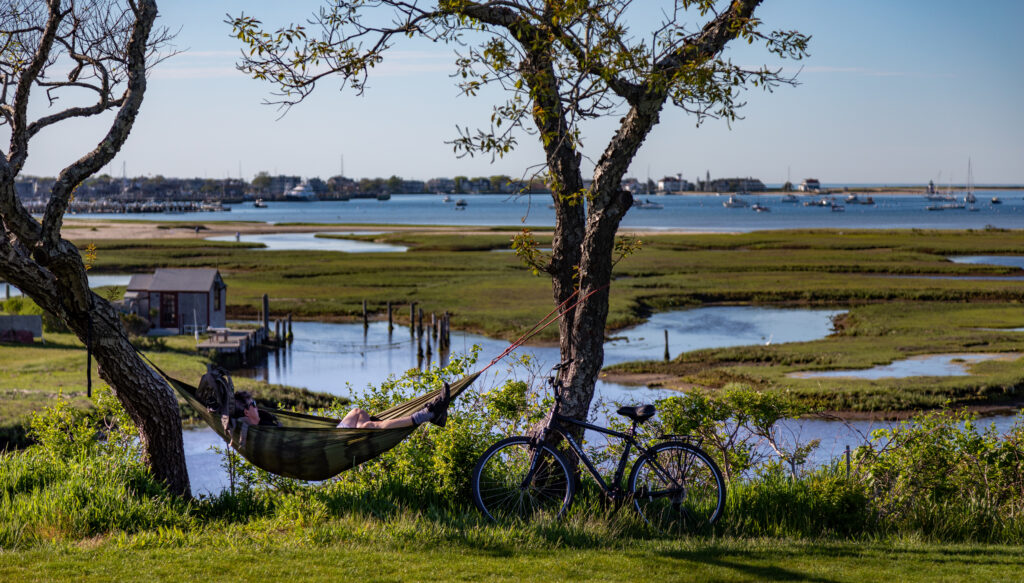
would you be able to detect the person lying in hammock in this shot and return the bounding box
[233,383,451,429]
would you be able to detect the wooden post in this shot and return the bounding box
[664,329,670,362]
[410,303,416,336]
[430,313,437,340]
[417,308,424,338]
[287,313,293,341]
[387,302,393,331]
[845,445,851,479]
[4,283,9,300]
[275,320,281,344]
[262,294,270,333]
[443,311,450,349]
[362,299,368,329]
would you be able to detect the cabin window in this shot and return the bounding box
[213,287,222,311]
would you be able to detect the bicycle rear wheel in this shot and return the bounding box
[471,436,574,522]
[628,441,725,533]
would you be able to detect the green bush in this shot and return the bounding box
[855,409,1024,541]
[0,388,190,549]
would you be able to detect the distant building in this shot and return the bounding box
[708,177,766,192]
[657,176,689,193]
[798,178,821,192]
[124,268,227,334]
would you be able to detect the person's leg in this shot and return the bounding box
[356,416,417,430]
[338,407,372,428]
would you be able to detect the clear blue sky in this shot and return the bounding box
[23,0,1024,185]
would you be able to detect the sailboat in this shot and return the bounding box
[965,158,977,208]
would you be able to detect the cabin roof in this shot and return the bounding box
[126,268,221,293]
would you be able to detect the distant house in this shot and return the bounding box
[124,268,226,334]
[798,178,821,192]
[0,315,43,343]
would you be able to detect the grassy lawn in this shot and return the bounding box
[0,536,1020,582]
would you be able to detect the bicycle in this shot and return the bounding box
[471,362,726,532]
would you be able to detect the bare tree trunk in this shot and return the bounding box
[0,0,190,496]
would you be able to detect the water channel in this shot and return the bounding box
[184,305,1021,495]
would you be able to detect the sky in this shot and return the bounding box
[18,0,1024,185]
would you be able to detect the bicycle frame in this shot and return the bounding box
[539,412,652,500]
[523,365,666,501]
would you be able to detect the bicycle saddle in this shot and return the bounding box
[617,404,656,423]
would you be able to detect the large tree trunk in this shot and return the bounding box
[0,0,190,497]
[0,204,191,496]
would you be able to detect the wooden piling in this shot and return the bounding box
[287,313,293,341]
[275,320,281,344]
[417,308,424,338]
[410,303,417,336]
[430,313,437,340]
[387,302,393,331]
[664,329,670,362]
[262,294,270,333]
[362,299,368,329]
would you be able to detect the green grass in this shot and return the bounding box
[1,537,1021,582]
[25,226,1024,417]
[76,228,1024,339]
[0,334,342,449]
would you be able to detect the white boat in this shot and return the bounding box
[751,203,770,213]
[253,199,267,208]
[781,193,798,203]
[722,195,749,208]
[442,195,453,203]
[991,196,1002,204]
[284,181,318,202]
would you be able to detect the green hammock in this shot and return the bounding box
[163,370,481,481]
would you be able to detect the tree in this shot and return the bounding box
[0,1,189,495]
[231,1,808,436]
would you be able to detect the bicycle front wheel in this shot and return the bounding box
[629,441,725,533]
[471,436,574,522]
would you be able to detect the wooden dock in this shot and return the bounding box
[197,327,269,364]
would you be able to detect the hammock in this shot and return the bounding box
[163,368,481,481]
[145,286,600,481]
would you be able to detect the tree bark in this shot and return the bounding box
[0,0,191,497]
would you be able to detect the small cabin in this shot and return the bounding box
[124,268,226,334]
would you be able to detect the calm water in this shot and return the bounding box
[3,274,131,299]
[70,191,1024,231]
[791,353,1023,380]
[950,256,1024,269]
[206,232,406,253]
[186,306,843,494]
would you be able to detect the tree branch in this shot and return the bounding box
[40,0,157,249]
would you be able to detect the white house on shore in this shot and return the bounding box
[798,178,821,192]
[123,268,226,334]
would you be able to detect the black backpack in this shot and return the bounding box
[197,364,236,419]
